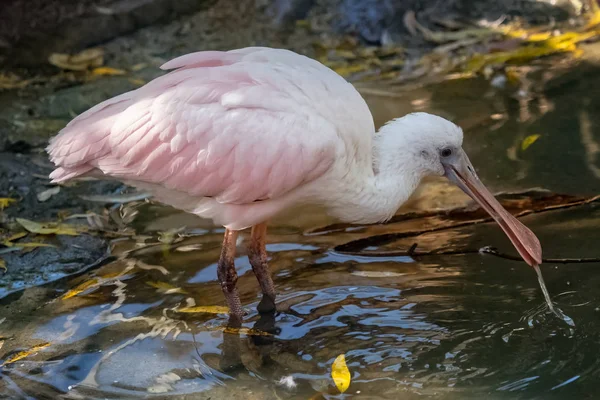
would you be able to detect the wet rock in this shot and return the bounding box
[0,0,217,68]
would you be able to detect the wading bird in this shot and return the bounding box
[47,47,542,321]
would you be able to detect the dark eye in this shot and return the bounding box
[440,148,453,158]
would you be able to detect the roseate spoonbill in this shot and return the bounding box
[47,47,542,320]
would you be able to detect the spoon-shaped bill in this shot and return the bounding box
[443,149,542,267]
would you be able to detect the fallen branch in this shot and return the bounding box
[338,244,600,264]
[333,193,600,253]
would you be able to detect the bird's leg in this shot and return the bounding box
[217,229,244,323]
[248,223,277,313]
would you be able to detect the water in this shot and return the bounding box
[1,65,600,399]
[533,264,575,328]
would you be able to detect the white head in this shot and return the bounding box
[374,112,541,267]
[375,112,464,179]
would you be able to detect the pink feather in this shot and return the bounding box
[47,47,374,227]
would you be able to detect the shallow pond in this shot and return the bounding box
[1,64,600,399]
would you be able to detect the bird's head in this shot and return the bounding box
[378,112,542,267]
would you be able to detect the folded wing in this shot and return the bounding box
[47,47,373,204]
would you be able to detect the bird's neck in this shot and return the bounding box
[326,133,425,224]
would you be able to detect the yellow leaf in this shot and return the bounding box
[0,198,17,210]
[15,218,83,236]
[585,9,600,29]
[48,48,104,71]
[333,49,357,60]
[61,278,99,299]
[177,306,230,314]
[521,134,541,151]
[1,342,51,366]
[2,232,27,244]
[5,242,56,249]
[331,63,369,77]
[128,78,146,86]
[130,63,148,72]
[0,258,6,273]
[295,19,310,28]
[527,32,552,42]
[92,67,127,76]
[146,281,187,294]
[331,354,351,393]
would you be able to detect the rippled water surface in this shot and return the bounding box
[1,66,600,399]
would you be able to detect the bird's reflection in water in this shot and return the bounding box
[218,309,280,373]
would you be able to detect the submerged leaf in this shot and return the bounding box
[0,198,17,210]
[146,281,187,294]
[15,218,83,236]
[0,258,6,273]
[521,134,541,151]
[177,306,229,314]
[331,354,351,393]
[1,342,51,366]
[218,326,272,336]
[61,278,100,299]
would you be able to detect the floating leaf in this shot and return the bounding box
[61,278,100,299]
[177,306,229,314]
[15,218,83,236]
[331,354,351,393]
[521,134,541,151]
[0,198,17,210]
[146,281,187,294]
[1,342,51,366]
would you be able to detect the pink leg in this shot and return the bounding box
[248,223,277,313]
[217,229,244,321]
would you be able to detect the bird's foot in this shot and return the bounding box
[256,294,277,314]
